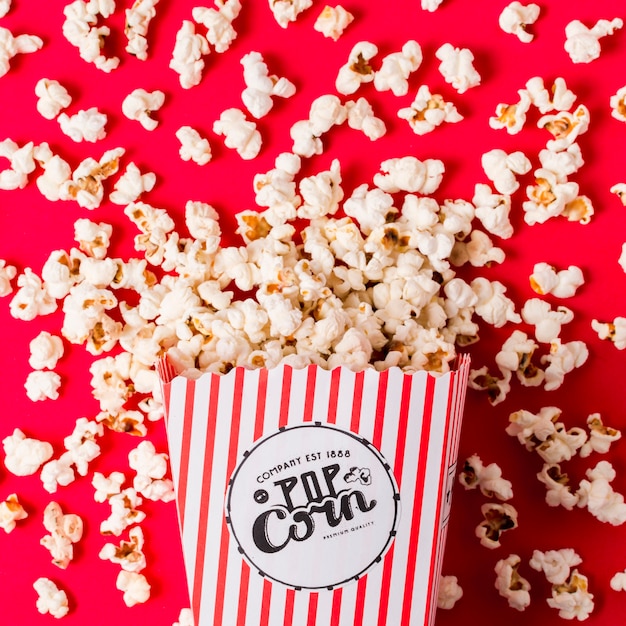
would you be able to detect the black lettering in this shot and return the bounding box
[274,476,298,511]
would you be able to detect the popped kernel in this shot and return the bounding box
[537,104,590,152]
[437,575,463,610]
[74,219,113,259]
[537,463,579,510]
[100,487,146,536]
[0,138,36,190]
[541,339,588,391]
[611,86,626,122]
[494,554,531,611]
[435,43,481,94]
[110,163,157,205]
[313,5,354,41]
[398,85,463,135]
[0,493,28,533]
[40,501,83,569]
[472,184,513,239]
[125,0,160,60]
[591,317,626,350]
[335,41,378,95]
[489,89,532,134]
[345,97,387,141]
[34,79,72,120]
[25,370,62,401]
[33,578,69,619]
[525,76,577,113]
[100,525,146,572]
[499,2,540,43]
[523,169,579,226]
[0,259,17,297]
[169,20,209,89]
[2,428,53,476]
[459,454,513,500]
[373,40,422,97]
[576,460,626,525]
[564,18,623,64]
[529,548,582,585]
[529,262,584,298]
[192,0,241,53]
[521,298,574,343]
[0,25,43,78]
[213,108,262,160]
[92,470,126,502]
[116,570,151,607]
[58,107,108,143]
[29,331,64,370]
[547,569,594,620]
[122,88,165,131]
[580,413,621,457]
[481,149,531,196]
[269,0,312,29]
[475,502,518,549]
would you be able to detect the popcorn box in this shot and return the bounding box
[158,356,470,626]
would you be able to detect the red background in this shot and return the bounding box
[0,0,625,623]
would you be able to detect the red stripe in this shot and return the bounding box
[283,589,295,626]
[330,588,343,626]
[377,375,413,624]
[353,579,367,626]
[212,369,246,626]
[307,592,319,626]
[161,380,171,425]
[303,364,317,422]
[350,371,364,432]
[236,564,251,626]
[279,366,293,427]
[177,378,197,527]
[191,376,221,622]
[260,579,273,626]
[400,375,436,625]
[326,367,341,424]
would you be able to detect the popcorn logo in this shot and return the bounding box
[225,422,400,590]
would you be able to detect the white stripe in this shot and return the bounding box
[267,585,288,626]
[165,376,188,489]
[291,589,312,624]
[315,591,334,626]
[310,367,332,422]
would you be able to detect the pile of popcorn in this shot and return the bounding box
[0,0,625,623]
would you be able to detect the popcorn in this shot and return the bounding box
[335,41,378,95]
[547,570,594,620]
[297,158,343,219]
[0,138,36,190]
[373,156,444,195]
[313,5,354,41]
[521,299,574,343]
[40,453,76,493]
[450,230,505,268]
[459,454,513,500]
[610,570,626,592]
[40,501,83,569]
[0,494,28,533]
[564,18,623,64]
[610,86,626,122]
[398,85,463,135]
[10,268,57,320]
[475,502,518,549]
[0,0,10,18]
[110,163,156,205]
[29,331,64,370]
[169,20,209,89]
[494,329,543,387]
[345,97,387,141]
[537,463,579,510]
[580,413,621,458]
[0,25,43,78]
[538,143,584,180]
[121,88,165,130]
[373,40,422,97]
[175,126,212,166]
[523,169,579,226]
[470,277,521,328]
[92,470,126,502]
[437,575,463,610]
[64,417,103,476]
[2,428,53,476]
[128,440,175,502]
[489,89,532,134]
[58,107,108,143]
[34,79,72,120]
[499,2,540,43]
[541,339,588,391]
[253,152,301,213]
[481,149,532,195]
[125,0,159,60]
[35,148,72,201]
[0,259,17,297]
[25,370,62,401]
[576,460,626,525]
[192,0,242,53]
[213,108,262,160]
[173,608,194,626]
[240,51,296,119]
[529,548,583,585]
[529,262,584,299]
[421,0,444,11]
[435,43,481,94]
[100,526,146,572]
[33,578,69,619]
[506,405,561,450]
[591,317,626,350]
[100,487,146,536]
[116,570,151,607]
[525,76,577,113]
[472,184,514,239]
[494,554,531,611]
[611,182,626,205]
[269,0,313,29]
[537,105,590,152]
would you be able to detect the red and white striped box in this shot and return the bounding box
[159,356,470,626]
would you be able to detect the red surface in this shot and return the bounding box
[0,0,625,623]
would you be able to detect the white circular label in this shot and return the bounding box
[225,422,400,590]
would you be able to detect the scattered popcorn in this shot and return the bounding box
[33,578,69,619]
[470,277,521,328]
[579,413,621,458]
[110,163,156,205]
[25,369,61,401]
[0,493,27,532]
[537,463,579,510]
[345,97,386,141]
[0,138,36,190]
[475,502,518,549]
[373,155,444,195]
[437,575,463,610]
[523,170,580,225]
[2,428,53,476]
[40,453,76,493]
[100,487,146,536]
[100,525,146,572]
[313,5,354,41]
[34,146,72,201]
[576,460,626,525]
[269,0,312,29]
[0,259,17,297]
[541,339,588,391]
[116,570,151,607]
[29,331,64,370]
[459,454,513,500]
[173,608,194,626]
[125,0,159,60]
[435,43,481,94]
[373,40,422,97]
[34,79,72,120]
[494,329,543,387]
[40,501,83,569]
[481,149,531,195]
[58,107,108,143]
[521,299,574,343]
[0,25,43,78]
[494,554,531,611]
[10,267,57,320]
[529,548,583,585]
[192,0,241,53]
[610,570,626,592]
[398,85,463,135]
[489,89,532,134]
[537,104,590,153]
[529,262,584,298]
[62,0,119,72]
[213,108,262,159]
[547,569,594,620]
[169,20,209,89]
[564,18,623,64]
[92,471,126,502]
[122,88,165,131]
[472,184,513,239]
[63,417,103,476]
[240,51,296,119]
[335,41,378,95]
[499,2,540,43]
[591,317,626,350]
[128,440,175,502]
[175,126,212,166]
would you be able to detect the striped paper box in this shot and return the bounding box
[159,356,470,626]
